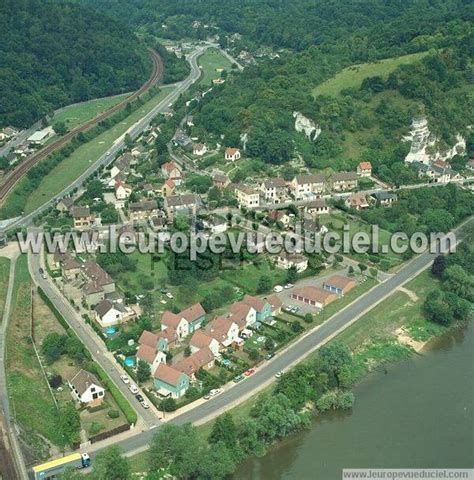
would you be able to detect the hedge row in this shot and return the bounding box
[91,363,138,426]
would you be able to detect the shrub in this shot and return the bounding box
[108,410,120,419]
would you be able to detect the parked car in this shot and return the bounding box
[273,285,283,293]
[265,353,273,360]
[203,394,211,400]
[233,374,244,383]
[120,375,130,384]
[284,283,294,289]
[141,400,150,409]
[275,371,283,378]
[165,292,174,299]
[135,393,144,402]
[244,368,256,377]
[284,305,293,312]
[160,288,167,294]
[129,384,139,394]
[209,388,222,396]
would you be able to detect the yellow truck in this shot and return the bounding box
[32,452,91,479]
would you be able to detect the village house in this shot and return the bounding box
[174,346,215,380]
[413,162,461,184]
[323,275,356,296]
[235,185,260,208]
[357,161,372,177]
[161,311,190,340]
[109,154,132,185]
[164,194,200,219]
[136,343,167,372]
[81,260,115,307]
[259,178,287,203]
[204,216,228,234]
[242,295,272,322]
[180,303,206,333]
[290,174,325,200]
[68,370,105,406]
[60,254,82,281]
[276,251,309,272]
[153,364,190,399]
[227,301,257,330]
[115,180,132,200]
[161,178,175,197]
[193,143,208,156]
[291,286,337,309]
[71,206,92,231]
[268,210,292,228]
[56,196,74,213]
[345,193,369,211]
[93,299,132,328]
[331,172,358,191]
[225,147,241,162]
[190,330,220,357]
[213,173,230,189]
[149,214,168,232]
[161,162,183,185]
[371,191,398,206]
[129,200,159,223]
[305,198,329,217]
[207,317,240,349]
[267,294,283,316]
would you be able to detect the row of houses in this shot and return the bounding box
[235,170,361,208]
[141,294,282,399]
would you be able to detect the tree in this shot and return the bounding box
[41,332,66,363]
[431,255,446,278]
[264,337,274,351]
[149,424,204,478]
[160,397,177,412]
[303,313,313,324]
[92,446,131,480]
[319,342,353,378]
[59,402,81,444]
[443,265,474,301]
[257,275,272,293]
[286,265,298,283]
[358,263,367,274]
[198,442,237,480]
[124,133,134,149]
[53,121,68,136]
[208,413,237,451]
[348,265,355,276]
[423,290,454,326]
[136,360,151,383]
[184,346,192,357]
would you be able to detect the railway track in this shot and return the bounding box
[0,48,163,205]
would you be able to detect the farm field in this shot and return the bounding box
[23,86,173,214]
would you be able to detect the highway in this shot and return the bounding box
[0,45,207,235]
[30,217,469,462]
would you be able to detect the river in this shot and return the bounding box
[235,324,474,479]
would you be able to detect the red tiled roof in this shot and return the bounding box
[174,347,214,376]
[242,295,266,312]
[358,161,372,170]
[225,147,239,156]
[136,344,157,364]
[161,311,183,329]
[190,330,214,349]
[323,275,356,291]
[292,286,336,304]
[154,363,185,386]
[139,330,159,349]
[180,303,205,323]
[267,294,282,311]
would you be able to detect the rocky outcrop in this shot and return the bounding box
[404,116,466,165]
[293,112,321,141]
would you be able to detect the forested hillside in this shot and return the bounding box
[0,0,151,128]
[78,0,473,183]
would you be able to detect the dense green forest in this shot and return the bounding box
[0,0,151,128]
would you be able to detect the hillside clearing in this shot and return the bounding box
[313,52,428,97]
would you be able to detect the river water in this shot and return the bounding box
[235,324,474,480]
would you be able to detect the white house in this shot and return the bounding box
[69,370,105,406]
[136,344,167,372]
[225,147,241,162]
[276,252,309,272]
[207,318,240,348]
[94,299,127,327]
[161,311,189,339]
[115,180,132,200]
[189,330,220,357]
[290,174,325,200]
[193,143,208,156]
[235,185,260,208]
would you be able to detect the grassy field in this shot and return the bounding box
[23,86,173,214]
[52,94,131,131]
[313,52,428,97]
[6,255,66,458]
[0,257,10,322]
[198,48,233,85]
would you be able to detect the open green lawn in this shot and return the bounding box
[6,255,66,457]
[52,94,131,131]
[313,51,428,97]
[23,86,173,214]
[0,257,10,322]
[198,48,233,85]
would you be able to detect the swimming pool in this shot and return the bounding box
[124,357,135,368]
[105,327,116,337]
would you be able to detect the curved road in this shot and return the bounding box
[0,46,207,235]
